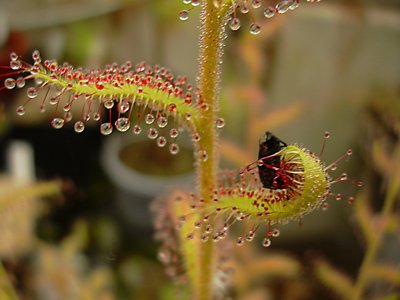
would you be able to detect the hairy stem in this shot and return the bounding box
[194,1,226,299]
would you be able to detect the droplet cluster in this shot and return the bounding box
[2,51,209,155]
[180,0,321,35]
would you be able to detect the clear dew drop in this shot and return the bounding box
[84,114,91,122]
[133,124,142,135]
[236,237,244,246]
[250,23,261,35]
[10,52,18,61]
[120,100,130,113]
[262,238,271,247]
[229,18,241,31]
[64,111,73,122]
[4,78,16,89]
[145,113,155,125]
[331,164,337,171]
[290,0,300,10]
[199,150,208,162]
[148,127,158,139]
[49,97,59,105]
[169,143,180,155]
[16,106,25,116]
[185,112,192,120]
[264,7,275,18]
[276,0,294,14]
[27,87,38,99]
[157,136,167,147]
[170,128,179,139]
[74,121,85,133]
[183,0,191,4]
[240,4,249,13]
[252,0,262,8]
[179,10,189,21]
[115,117,130,132]
[272,229,280,237]
[93,113,101,121]
[16,77,25,88]
[34,77,44,85]
[40,105,46,113]
[103,99,114,109]
[191,0,200,6]
[157,116,168,128]
[100,123,113,135]
[51,117,65,129]
[340,173,348,181]
[215,117,225,128]
[10,60,22,70]
[192,133,200,142]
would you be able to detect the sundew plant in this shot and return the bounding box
[1,0,375,299]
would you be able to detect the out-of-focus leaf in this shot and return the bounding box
[0,262,18,300]
[220,139,252,167]
[253,102,304,137]
[235,253,301,293]
[313,258,354,300]
[354,192,376,246]
[366,264,400,286]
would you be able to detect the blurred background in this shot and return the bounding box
[0,0,399,299]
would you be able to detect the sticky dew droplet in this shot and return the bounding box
[157,116,168,128]
[240,4,249,13]
[148,127,158,139]
[145,113,155,125]
[74,121,85,133]
[192,133,200,142]
[16,106,25,116]
[170,128,179,139]
[199,150,208,162]
[179,10,189,21]
[215,117,225,128]
[250,23,261,35]
[51,118,65,129]
[169,143,180,155]
[27,87,38,99]
[4,78,16,89]
[16,77,25,88]
[229,18,241,31]
[157,136,167,147]
[252,0,262,8]
[64,111,73,122]
[10,60,22,70]
[120,100,130,113]
[276,0,294,14]
[10,52,18,61]
[133,124,142,135]
[264,7,275,18]
[93,113,101,121]
[103,99,114,109]
[115,117,130,132]
[262,238,271,247]
[100,123,113,135]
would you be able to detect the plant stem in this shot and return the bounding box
[352,181,399,300]
[195,1,226,299]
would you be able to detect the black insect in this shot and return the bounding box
[258,132,287,189]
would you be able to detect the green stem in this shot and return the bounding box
[194,1,227,299]
[352,182,399,300]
